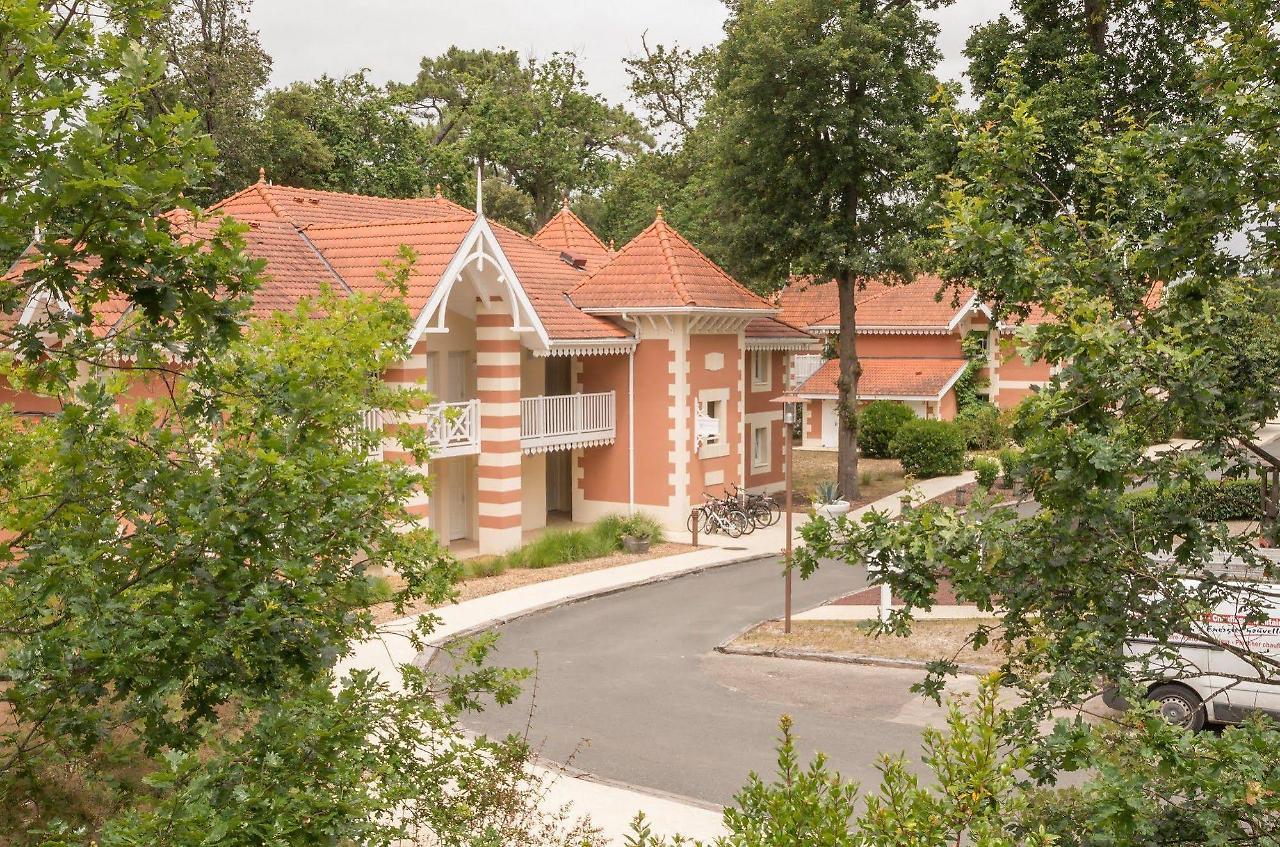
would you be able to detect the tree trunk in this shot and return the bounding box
[836,271,861,501]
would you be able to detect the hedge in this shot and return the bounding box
[890,418,967,478]
[1121,478,1263,522]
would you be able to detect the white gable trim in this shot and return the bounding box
[405,217,551,352]
[947,292,993,332]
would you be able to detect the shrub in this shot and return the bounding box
[859,401,916,459]
[956,402,1009,450]
[974,457,1000,490]
[997,447,1023,488]
[1121,478,1262,523]
[617,513,666,543]
[890,419,966,478]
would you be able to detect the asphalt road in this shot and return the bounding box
[447,556,975,807]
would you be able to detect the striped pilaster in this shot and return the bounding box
[475,309,524,554]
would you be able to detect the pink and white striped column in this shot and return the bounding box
[475,303,524,554]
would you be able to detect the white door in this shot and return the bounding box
[447,465,469,542]
[821,401,838,449]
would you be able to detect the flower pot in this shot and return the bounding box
[621,535,651,554]
[813,500,851,519]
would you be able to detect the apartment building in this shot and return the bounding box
[3,177,820,554]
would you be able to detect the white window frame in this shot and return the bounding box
[751,351,772,391]
[423,352,439,398]
[751,424,771,471]
[697,388,731,459]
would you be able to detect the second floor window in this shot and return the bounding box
[703,400,723,444]
[752,351,771,389]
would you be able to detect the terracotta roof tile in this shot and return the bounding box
[302,217,476,314]
[745,316,816,341]
[303,215,629,341]
[796,357,969,400]
[532,203,614,271]
[778,275,978,332]
[488,223,629,340]
[209,181,471,228]
[570,213,774,312]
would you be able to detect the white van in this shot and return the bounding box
[1103,550,1280,731]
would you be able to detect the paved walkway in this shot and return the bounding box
[337,470,974,844]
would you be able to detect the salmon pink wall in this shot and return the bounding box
[579,340,674,509]
[0,379,61,416]
[939,389,958,420]
[805,398,823,443]
[998,353,1053,382]
[858,334,963,358]
[577,354,630,505]
[996,387,1036,410]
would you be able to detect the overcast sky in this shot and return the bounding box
[249,1,1016,108]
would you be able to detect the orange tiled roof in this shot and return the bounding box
[209,179,471,229]
[570,212,774,313]
[745,316,816,341]
[532,203,614,271]
[778,275,979,333]
[488,223,629,340]
[302,216,475,313]
[216,180,628,341]
[796,357,969,400]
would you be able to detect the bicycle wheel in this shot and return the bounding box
[767,501,783,526]
[727,509,752,536]
[748,503,772,529]
[688,507,708,535]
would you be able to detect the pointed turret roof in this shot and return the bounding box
[532,200,614,270]
[570,210,774,313]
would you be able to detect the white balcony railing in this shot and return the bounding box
[791,354,825,390]
[418,399,481,457]
[520,392,616,454]
[365,402,481,460]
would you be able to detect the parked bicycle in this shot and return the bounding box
[726,482,782,529]
[689,492,752,537]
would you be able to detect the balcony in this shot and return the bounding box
[364,401,482,459]
[520,392,616,454]
[417,399,481,457]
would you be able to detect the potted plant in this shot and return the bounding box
[621,533,651,554]
[811,481,850,519]
[619,514,658,553]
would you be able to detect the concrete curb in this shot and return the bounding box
[714,640,995,677]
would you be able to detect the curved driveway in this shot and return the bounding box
[450,556,973,806]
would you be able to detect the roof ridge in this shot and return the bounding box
[294,226,355,295]
[253,181,284,219]
[652,217,693,305]
[303,214,477,233]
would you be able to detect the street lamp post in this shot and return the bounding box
[783,402,796,634]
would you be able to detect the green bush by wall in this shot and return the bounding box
[890,419,967,478]
[859,401,917,459]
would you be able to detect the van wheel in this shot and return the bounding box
[1147,683,1207,731]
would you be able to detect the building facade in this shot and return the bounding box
[774,276,1054,450]
[4,179,818,554]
